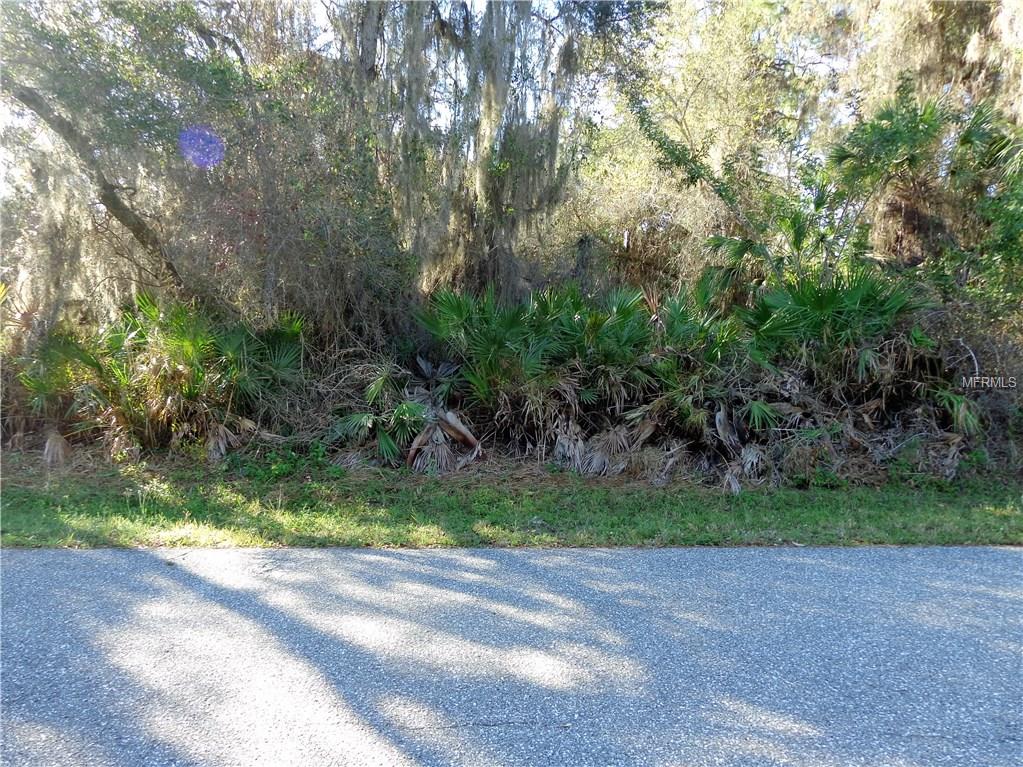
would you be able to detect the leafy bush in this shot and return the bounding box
[13,294,303,459]
[329,401,428,465]
[417,267,931,470]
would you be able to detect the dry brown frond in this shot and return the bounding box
[43,430,70,468]
[411,424,456,474]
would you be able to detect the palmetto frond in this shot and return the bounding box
[827,89,951,190]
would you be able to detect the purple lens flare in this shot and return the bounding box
[178,125,225,168]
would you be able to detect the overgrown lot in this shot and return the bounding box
[2,3,1021,493]
[3,451,1020,548]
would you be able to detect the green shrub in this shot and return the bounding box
[417,268,927,458]
[13,294,303,458]
[327,401,428,465]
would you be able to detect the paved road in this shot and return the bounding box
[2,548,1021,767]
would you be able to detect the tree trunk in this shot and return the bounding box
[2,77,184,291]
[359,1,385,80]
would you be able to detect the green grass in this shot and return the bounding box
[2,451,1021,548]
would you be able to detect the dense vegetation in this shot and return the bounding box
[2,1,1021,490]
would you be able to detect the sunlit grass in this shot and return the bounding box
[2,451,1021,548]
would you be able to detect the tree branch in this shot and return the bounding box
[430,1,468,49]
[193,24,249,74]
[1,76,184,291]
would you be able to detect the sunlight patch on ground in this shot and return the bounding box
[104,576,412,766]
[397,581,588,634]
[376,693,512,764]
[717,698,823,738]
[148,524,246,547]
[288,607,644,692]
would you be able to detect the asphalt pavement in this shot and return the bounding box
[2,547,1021,767]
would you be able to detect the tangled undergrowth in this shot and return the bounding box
[330,267,1020,490]
[4,270,1020,490]
[3,89,1021,491]
[3,292,303,463]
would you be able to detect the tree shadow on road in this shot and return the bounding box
[2,546,1021,766]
